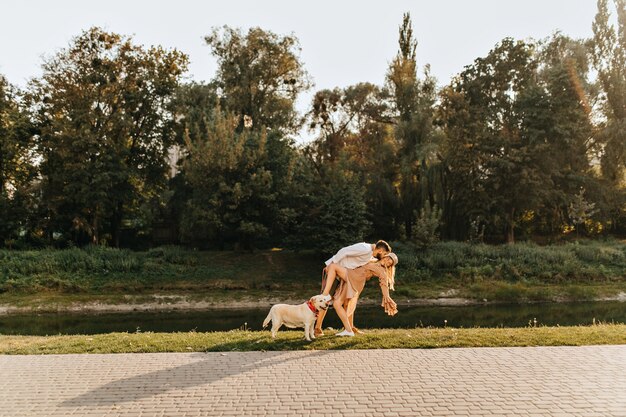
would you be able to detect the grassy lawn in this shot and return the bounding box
[1,325,625,354]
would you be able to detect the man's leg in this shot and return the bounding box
[314,308,327,335]
[315,270,327,335]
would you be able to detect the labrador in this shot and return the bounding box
[263,294,331,341]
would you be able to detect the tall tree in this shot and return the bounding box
[386,13,439,239]
[439,39,547,243]
[306,83,400,240]
[0,76,36,246]
[590,0,626,183]
[205,26,311,133]
[533,34,597,235]
[29,27,188,246]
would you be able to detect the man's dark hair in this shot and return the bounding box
[375,240,391,252]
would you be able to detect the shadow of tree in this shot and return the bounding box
[61,336,358,407]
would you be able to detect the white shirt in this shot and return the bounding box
[324,242,375,269]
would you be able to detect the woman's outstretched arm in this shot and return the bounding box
[375,266,397,316]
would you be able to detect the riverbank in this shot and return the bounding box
[1,240,626,313]
[0,292,626,316]
[2,324,625,354]
[0,293,480,315]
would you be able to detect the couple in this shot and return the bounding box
[314,240,399,337]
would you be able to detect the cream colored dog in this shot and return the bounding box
[263,294,331,341]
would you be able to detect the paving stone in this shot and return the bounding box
[0,346,625,416]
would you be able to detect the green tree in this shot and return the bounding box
[294,160,371,250]
[440,35,600,242]
[439,39,547,243]
[386,13,439,240]
[568,189,599,236]
[531,34,597,236]
[205,26,311,133]
[179,105,281,249]
[0,76,36,246]
[590,0,626,184]
[29,27,188,246]
[306,83,400,240]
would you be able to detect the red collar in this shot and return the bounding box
[307,300,318,316]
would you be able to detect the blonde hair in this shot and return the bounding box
[385,265,396,291]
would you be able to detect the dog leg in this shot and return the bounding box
[271,322,281,338]
[304,322,311,341]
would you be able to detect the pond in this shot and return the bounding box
[1,301,625,335]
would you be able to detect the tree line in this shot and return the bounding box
[1,1,625,250]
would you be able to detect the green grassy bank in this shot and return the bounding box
[1,325,625,354]
[1,239,625,308]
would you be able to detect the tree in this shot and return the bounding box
[386,13,439,239]
[0,76,36,246]
[29,27,188,246]
[590,0,626,184]
[439,35,601,243]
[293,159,371,250]
[531,34,597,236]
[306,82,401,240]
[568,189,599,236]
[205,26,311,133]
[439,39,547,243]
[179,104,282,249]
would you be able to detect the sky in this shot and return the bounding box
[0,0,602,132]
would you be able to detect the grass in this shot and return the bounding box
[1,325,625,354]
[0,239,625,307]
[0,246,321,293]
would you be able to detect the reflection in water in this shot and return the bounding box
[1,301,625,336]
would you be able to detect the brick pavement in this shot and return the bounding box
[1,346,625,416]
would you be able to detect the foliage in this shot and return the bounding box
[0,76,36,246]
[205,26,311,133]
[0,246,322,294]
[293,161,371,251]
[386,13,439,240]
[590,0,626,183]
[1,240,625,299]
[28,27,188,247]
[1,8,626,249]
[411,202,442,248]
[568,189,599,234]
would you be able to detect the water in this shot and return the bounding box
[1,301,625,335]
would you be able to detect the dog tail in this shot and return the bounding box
[262,309,272,328]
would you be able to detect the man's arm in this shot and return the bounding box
[324,242,371,266]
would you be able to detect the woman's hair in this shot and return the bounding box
[375,240,391,252]
[384,253,398,290]
[385,265,396,291]
[376,254,396,291]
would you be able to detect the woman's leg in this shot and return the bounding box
[333,285,353,333]
[322,264,347,296]
[343,299,354,329]
[347,294,359,318]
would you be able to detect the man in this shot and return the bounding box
[314,240,391,336]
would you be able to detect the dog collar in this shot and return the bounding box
[307,301,318,316]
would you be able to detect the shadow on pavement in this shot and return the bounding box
[61,337,358,407]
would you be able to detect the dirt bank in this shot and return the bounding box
[0,294,486,315]
[1,292,625,315]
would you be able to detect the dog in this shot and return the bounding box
[263,294,331,341]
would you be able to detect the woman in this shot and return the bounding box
[321,253,398,337]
